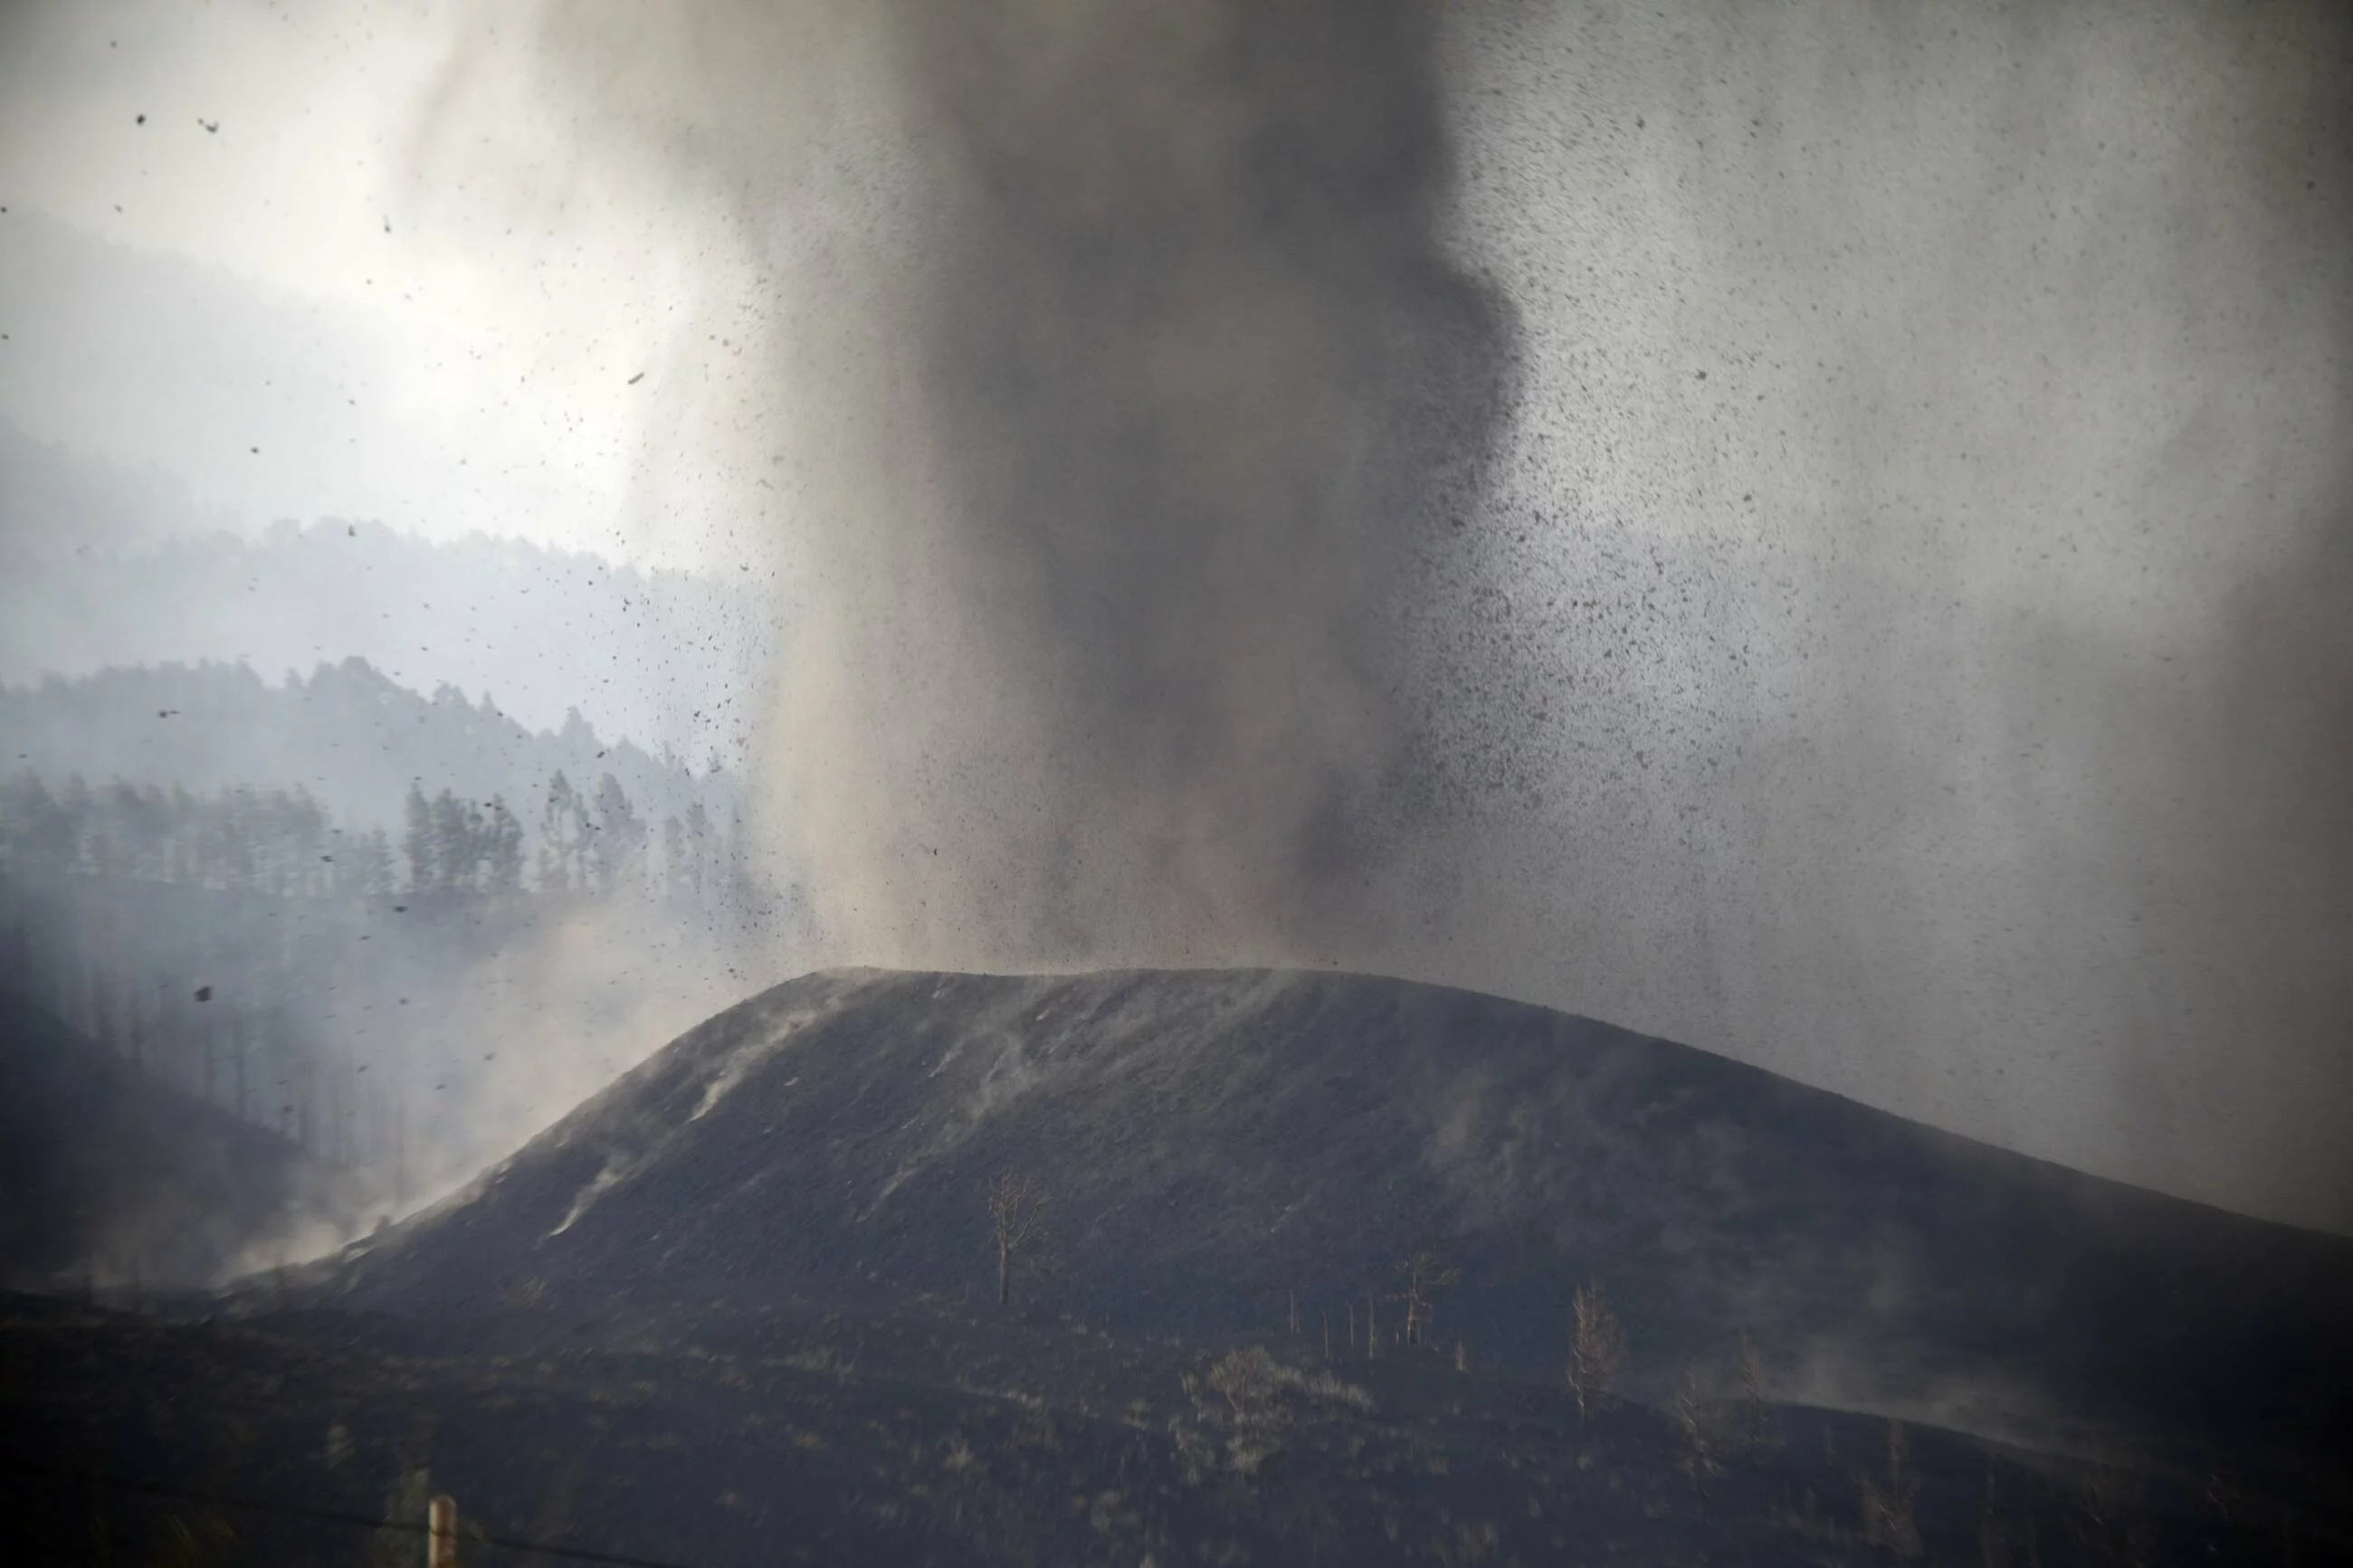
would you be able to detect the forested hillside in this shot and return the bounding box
[0,659,778,1246]
[0,653,742,845]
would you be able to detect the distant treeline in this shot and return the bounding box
[0,654,743,854]
[0,512,771,764]
[2,773,376,898]
[0,768,749,906]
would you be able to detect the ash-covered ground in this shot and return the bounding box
[5,967,2350,1564]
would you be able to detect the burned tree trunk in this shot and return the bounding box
[986,1171,1045,1309]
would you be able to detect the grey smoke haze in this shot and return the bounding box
[1429,0,2353,1234]
[0,0,2337,1235]
[435,0,2353,1232]
[0,510,772,759]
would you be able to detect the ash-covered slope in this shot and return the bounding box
[338,967,2353,1458]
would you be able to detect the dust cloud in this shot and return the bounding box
[422,1,2353,1231]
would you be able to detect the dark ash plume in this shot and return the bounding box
[455,0,1519,967]
[859,1,1519,964]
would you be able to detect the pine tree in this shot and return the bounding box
[430,789,472,894]
[662,815,687,903]
[61,775,92,876]
[682,799,711,907]
[538,773,581,894]
[402,783,434,894]
[352,827,394,898]
[590,773,643,897]
[462,796,491,891]
[484,795,525,894]
[723,803,750,910]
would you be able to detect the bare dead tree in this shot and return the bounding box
[1859,1420,1924,1560]
[1388,1250,1459,1349]
[986,1170,1047,1308]
[1739,1326,1770,1448]
[1672,1359,1725,1487]
[1981,1458,2007,1568]
[2071,1463,2151,1568]
[1567,1281,1630,1422]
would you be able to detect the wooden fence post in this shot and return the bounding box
[428,1492,458,1568]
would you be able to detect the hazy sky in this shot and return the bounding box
[0,0,760,569]
[3,0,2348,1235]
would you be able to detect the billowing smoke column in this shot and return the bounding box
[444,1,2353,1231]
[742,0,1519,966]
[447,0,1514,963]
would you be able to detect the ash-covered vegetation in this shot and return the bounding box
[2,1221,2340,1563]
